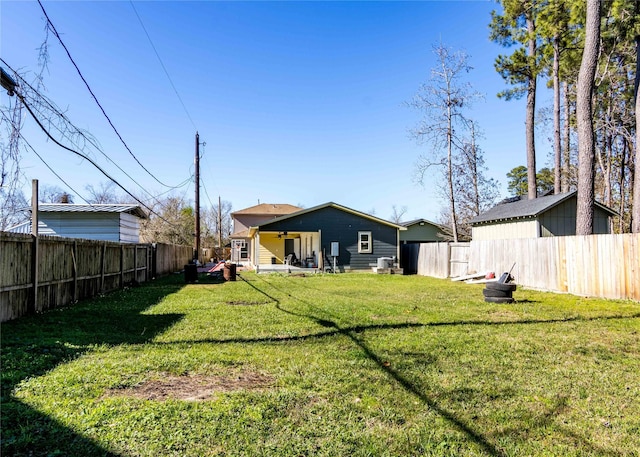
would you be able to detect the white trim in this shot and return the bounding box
[358,231,372,254]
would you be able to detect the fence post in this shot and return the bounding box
[100,242,106,293]
[120,244,124,288]
[145,244,150,282]
[29,179,39,314]
[30,235,38,314]
[134,244,138,284]
[72,240,78,302]
[151,244,157,279]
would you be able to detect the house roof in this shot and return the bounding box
[400,218,443,229]
[231,203,302,216]
[470,191,616,225]
[252,202,406,232]
[35,204,148,219]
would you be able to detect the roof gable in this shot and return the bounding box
[256,202,405,230]
[400,218,443,229]
[231,203,302,216]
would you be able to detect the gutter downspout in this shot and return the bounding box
[396,228,401,265]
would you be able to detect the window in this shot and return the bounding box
[358,231,372,253]
[232,240,248,261]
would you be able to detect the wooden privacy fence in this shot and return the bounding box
[415,234,639,301]
[415,242,469,278]
[468,234,640,301]
[0,233,193,321]
[154,243,195,277]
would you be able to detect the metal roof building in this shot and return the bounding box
[5,204,148,243]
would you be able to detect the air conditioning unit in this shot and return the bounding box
[377,257,393,269]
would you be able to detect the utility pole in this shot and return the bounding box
[30,179,39,314]
[218,195,223,255]
[194,132,200,263]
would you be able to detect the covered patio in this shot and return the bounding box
[249,229,324,272]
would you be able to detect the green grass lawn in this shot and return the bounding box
[2,272,639,456]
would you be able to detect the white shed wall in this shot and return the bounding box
[472,219,539,241]
[119,213,142,243]
[39,213,119,241]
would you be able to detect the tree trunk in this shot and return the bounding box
[526,16,538,200]
[447,104,458,242]
[620,138,627,233]
[553,36,562,195]
[576,0,601,236]
[633,34,640,233]
[470,123,480,216]
[562,81,572,193]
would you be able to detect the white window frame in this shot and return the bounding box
[232,240,248,261]
[358,231,372,254]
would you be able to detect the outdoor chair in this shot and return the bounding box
[284,253,301,266]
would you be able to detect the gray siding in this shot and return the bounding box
[539,199,611,236]
[539,198,576,236]
[39,213,122,242]
[400,223,443,243]
[259,207,398,270]
[593,207,612,234]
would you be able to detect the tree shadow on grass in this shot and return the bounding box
[1,276,186,457]
[242,274,505,456]
[239,274,639,457]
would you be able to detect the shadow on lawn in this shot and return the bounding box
[237,273,638,457]
[1,277,186,457]
[243,274,505,456]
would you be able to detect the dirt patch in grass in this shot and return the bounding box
[105,371,274,401]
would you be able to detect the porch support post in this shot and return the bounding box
[254,231,260,269]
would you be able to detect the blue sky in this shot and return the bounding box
[1,0,551,222]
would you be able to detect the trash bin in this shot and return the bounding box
[223,263,237,281]
[184,264,198,283]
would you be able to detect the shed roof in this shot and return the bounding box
[400,218,443,229]
[470,191,616,225]
[231,203,302,216]
[35,204,148,219]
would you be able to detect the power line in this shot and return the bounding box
[35,0,188,190]
[16,128,92,205]
[146,175,193,201]
[129,0,198,131]
[200,140,225,207]
[15,88,184,230]
[4,60,191,209]
[196,141,217,210]
[3,69,198,241]
[1,60,164,205]
[201,180,216,210]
